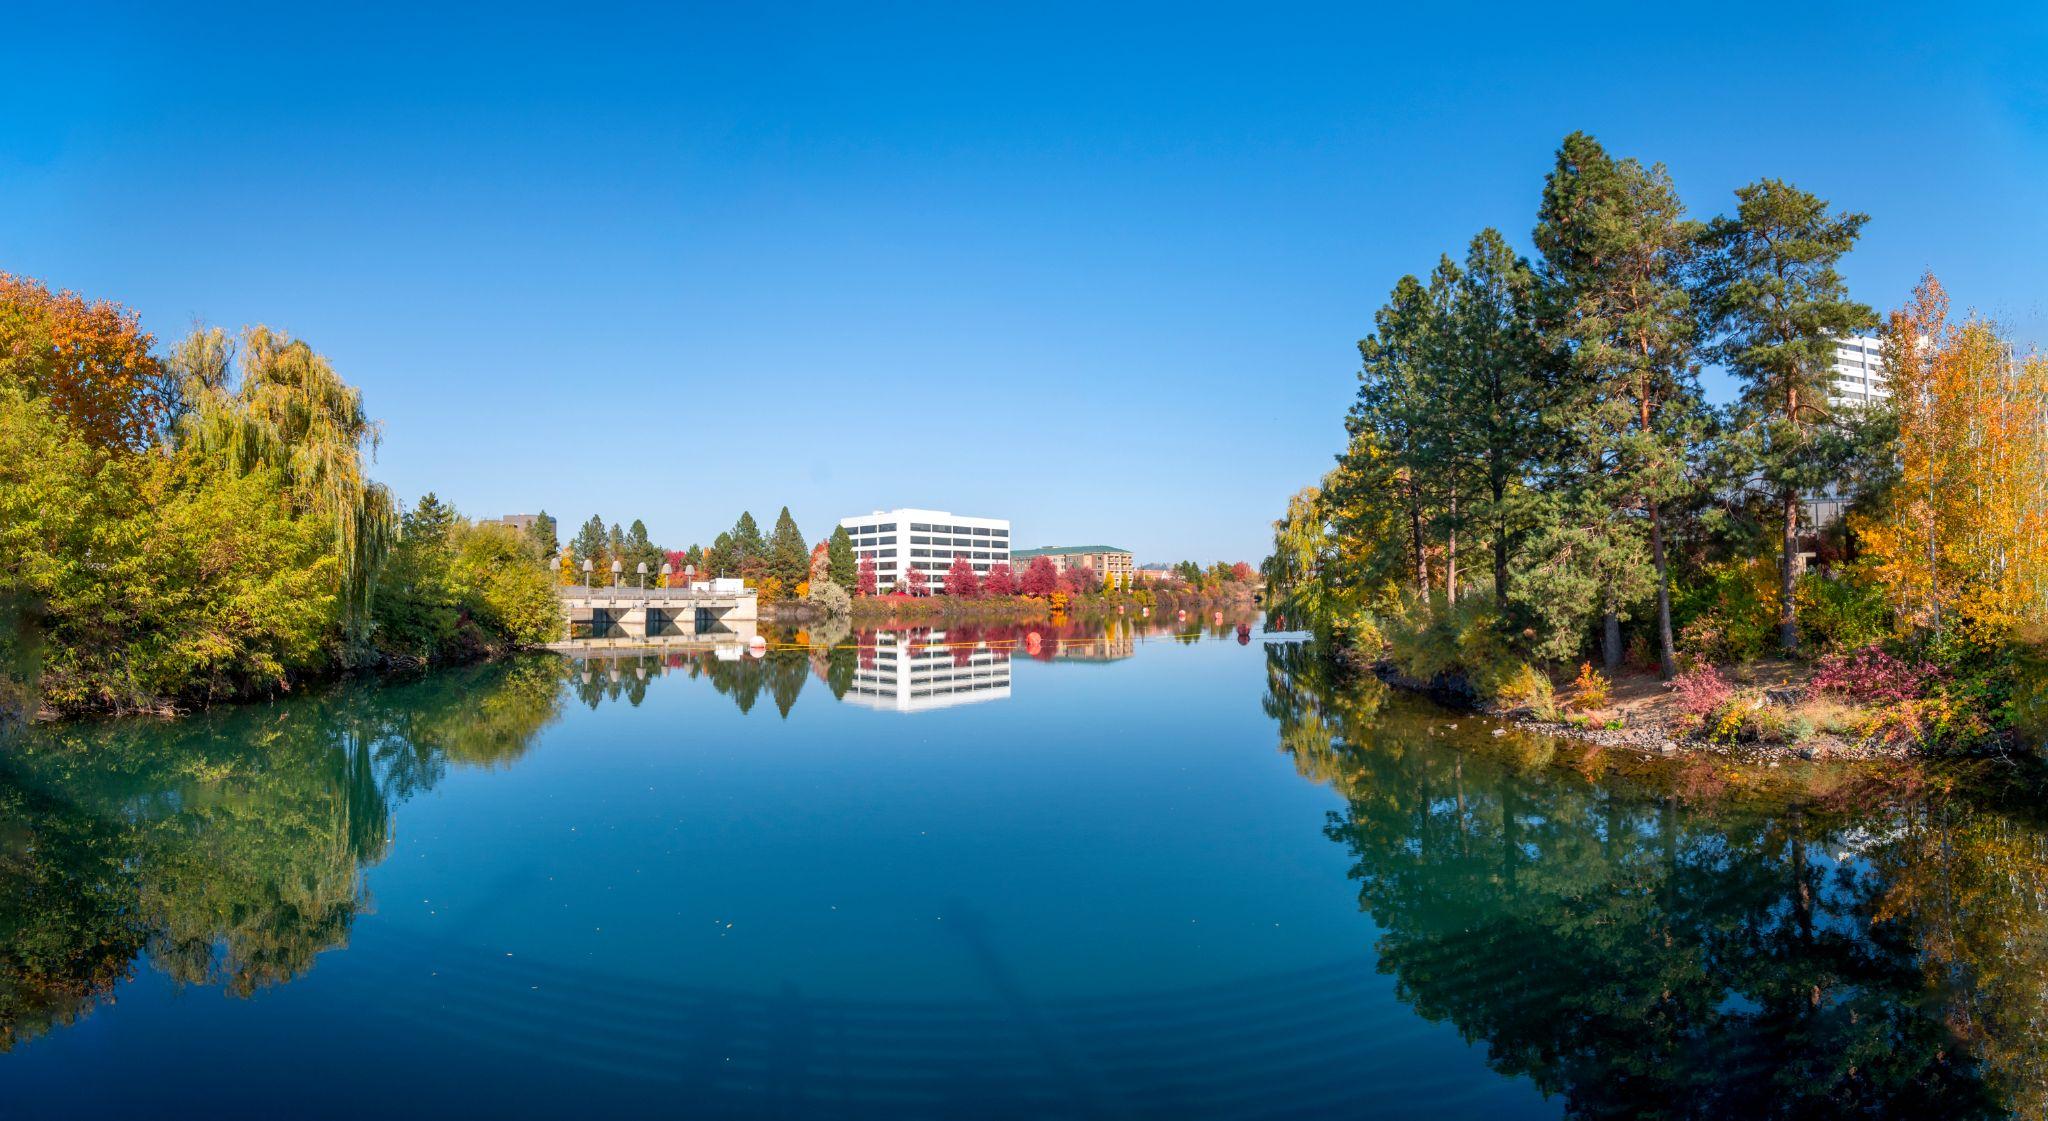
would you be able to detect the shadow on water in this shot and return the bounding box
[1262,638,2048,1119]
[0,657,565,1051]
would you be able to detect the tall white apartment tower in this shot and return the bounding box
[837,508,1011,592]
[1803,335,1891,530]
[1826,335,1888,409]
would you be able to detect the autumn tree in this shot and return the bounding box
[1700,179,1874,653]
[0,273,175,450]
[1533,131,1704,675]
[900,566,929,597]
[1061,565,1098,595]
[1855,274,2048,644]
[856,556,878,597]
[809,541,830,590]
[1020,557,1060,596]
[982,563,1017,597]
[944,556,981,597]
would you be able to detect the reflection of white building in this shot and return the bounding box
[838,508,1010,592]
[842,631,1013,712]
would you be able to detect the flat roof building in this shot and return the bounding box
[1010,546,1133,582]
[1807,335,1891,530]
[838,508,1010,593]
[1827,335,1888,410]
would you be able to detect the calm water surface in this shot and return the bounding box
[4,616,2046,1118]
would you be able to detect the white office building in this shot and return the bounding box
[1827,335,1888,409]
[840,629,1013,712]
[838,508,1010,592]
[1805,335,1891,531]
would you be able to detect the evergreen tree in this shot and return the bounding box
[827,526,857,591]
[527,510,558,558]
[624,518,661,581]
[1699,179,1874,653]
[572,515,606,563]
[1351,273,1451,598]
[726,512,766,577]
[1443,229,1554,608]
[1533,131,1703,676]
[405,492,457,547]
[767,506,808,589]
[606,523,626,585]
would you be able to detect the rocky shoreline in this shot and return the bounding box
[1365,658,1912,766]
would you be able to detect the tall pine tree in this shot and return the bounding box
[1700,179,1873,653]
[827,526,857,591]
[767,506,808,589]
[528,510,558,558]
[1533,132,1703,676]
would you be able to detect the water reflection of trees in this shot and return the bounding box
[0,657,562,1051]
[1263,640,2048,1118]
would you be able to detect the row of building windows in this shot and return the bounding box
[908,536,1009,548]
[908,523,1006,536]
[908,549,1003,560]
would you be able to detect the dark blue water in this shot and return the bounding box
[3,620,2041,1117]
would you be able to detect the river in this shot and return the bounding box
[3,615,2045,1118]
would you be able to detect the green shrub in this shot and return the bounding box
[1795,565,1890,654]
[1674,557,1777,664]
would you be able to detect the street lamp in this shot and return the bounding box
[636,561,648,589]
[581,558,592,587]
[661,562,673,589]
[683,564,696,590]
[611,559,622,588]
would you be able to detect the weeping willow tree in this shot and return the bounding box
[169,326,396,644]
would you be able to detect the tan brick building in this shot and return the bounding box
[1009,545,1134,583]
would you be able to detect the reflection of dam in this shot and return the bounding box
[548,618,759,655]
[843,630,1012,712]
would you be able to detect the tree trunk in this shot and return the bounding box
[1779,484,1800,654]
[1649,499,1676,678]
[1492,474,1510,610]
[1446,489,1459,605]
[1602,604,1623,671]
[1408,482,1430,598]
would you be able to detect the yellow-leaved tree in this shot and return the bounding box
[1856,274,2048,645]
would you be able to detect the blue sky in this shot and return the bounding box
[5,2,2044,562]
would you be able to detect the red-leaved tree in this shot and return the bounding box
[1230,561,1256,584]
[856,556,877,597]
[1060,565,1098,595]
[982,563,1017,597]
[1020,557,1059,596]
[944,556,981,597]
[900,566,930,596]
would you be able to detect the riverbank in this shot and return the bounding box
[1354,646,2031,766]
